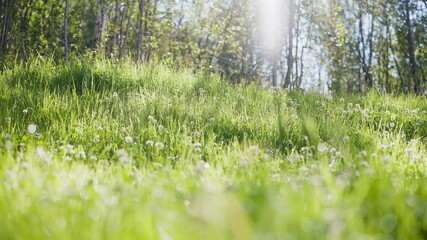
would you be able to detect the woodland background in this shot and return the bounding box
[1,0,426,94]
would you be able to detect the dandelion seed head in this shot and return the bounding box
[124,136,133,143]
[28,124,37,134]
[317,143,328,153]
[93,135,100,143]
[155,142,164,150]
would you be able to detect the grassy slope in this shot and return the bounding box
[1,58,427,239]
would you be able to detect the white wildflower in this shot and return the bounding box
[124,136,133,143]
[317,143,328,153]
[28,124,37,134]
[155,142,164,150]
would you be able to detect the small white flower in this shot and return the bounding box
[36,146,45,158]
[317,143,328,153]
[93,135,100,143]
[28,124,37,134]
[146,140,154,146]
[124,136,133,143]
[23,109,28,114]
[193,142,202,148]
[343,135,350,142]
[112,92,118,98]
[148,115,156,122]
[155,142,164,150]
[359,151,367,158]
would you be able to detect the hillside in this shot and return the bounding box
[1,59,427,239]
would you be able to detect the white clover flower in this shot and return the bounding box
[124,136,133,143]
[112,92,118,98]
[23,109,28,114]
[36,146,46,158]
[93,135,100,143]
[289,153,301,162]
[359,151,367,158]
[193,142,202,149]
[77,149,87,159]
[148,115,156,122]
[27,124,37,134]
[155,142,164,150]
[317,143,328,153]
[343,135,350,142]
[146,140,154,146]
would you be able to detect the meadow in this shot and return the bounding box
[1,58,427,239]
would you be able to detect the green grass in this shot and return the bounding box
[1,58,427,239]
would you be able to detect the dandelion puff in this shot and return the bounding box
[317,143,328,153]
[124,136,133,143]
[93,135,100,143]
[359,151,367,158]
[343,135,350,142]
[28,124,37,134]
[193,142,202,149]
[155,142,164,150]
[36,146,46,158]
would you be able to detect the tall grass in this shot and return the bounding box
[1,58,427,239]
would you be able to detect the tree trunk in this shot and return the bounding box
[146,0,158,62]
[119,0,136,60]
[95,0,107,51]
[1,0,13,55]
[64,0,70,62]
[272,55,278,87]
[136,0,145,62]
[404,0,419,94]
[284,0,295,89]
[112,0,121,56]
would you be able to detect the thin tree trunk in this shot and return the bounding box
[119,0,136,60]
[64,0,70,62]
[1,0,13,55]
[20,0,34,60]
[146,0,158,61]
[272,55,278,87]
[293,0,301,89]
[112,0,121,56]
[284,0,295,88]
[404,0,419,94]
[136,0,145,62]
[95,0,107,50]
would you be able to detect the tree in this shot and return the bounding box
[64,0,70,62]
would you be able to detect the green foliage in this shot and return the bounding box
[1,59,427,239]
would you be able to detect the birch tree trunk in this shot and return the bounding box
[119,0,136,60]
[404,0,419,94]
[64,0,70,62]
[284,0,295,88]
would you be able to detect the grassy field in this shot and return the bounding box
[1,58,427,239]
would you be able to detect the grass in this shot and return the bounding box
[1,58,427,239]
